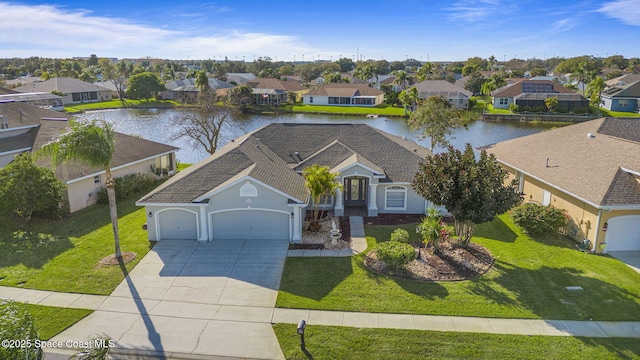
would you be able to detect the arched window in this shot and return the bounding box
[240,182,258,197]
[385,186,407,210]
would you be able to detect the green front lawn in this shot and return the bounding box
[599,108,640,118]
[28,305,92,340]
[273,324,640,360]
[0,195,152,295]
[277,214,640,320]
[292,104,406,117]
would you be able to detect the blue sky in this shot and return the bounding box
[1,0,639,61]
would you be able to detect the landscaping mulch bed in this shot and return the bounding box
[97,252,137,267]
[364,241,494,281]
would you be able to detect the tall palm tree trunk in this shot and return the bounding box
[105,169,122,258]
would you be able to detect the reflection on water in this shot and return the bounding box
[81,109,560,164]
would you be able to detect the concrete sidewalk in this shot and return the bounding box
[3,284,640,339]
[272,308,640,338]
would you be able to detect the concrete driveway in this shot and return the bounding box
[609,250,640,274]
[52,239,289,359]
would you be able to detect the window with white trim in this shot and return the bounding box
[93,175,101,184]
[240,182,258,197]
[385,186,407,210]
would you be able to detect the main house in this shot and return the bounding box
[302,83,384,107]
[137,123,432,243]
[14,77,112,105]
[491,79,589,111]
[0,102,178,212]
[485,118,640,254]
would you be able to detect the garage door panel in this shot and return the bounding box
[159,210,198,240]
[605,216,640,252]
[211,210,289,240]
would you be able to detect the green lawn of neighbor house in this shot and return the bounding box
[277,214,640,321]
[28,305,92,340]
[292,104,406,117]
[273,324,640,360]
[0,193,153,295]
[64,99,179,113]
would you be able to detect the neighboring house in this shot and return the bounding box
[14,77,112,105]
[245,78,308,104]
[302,83,384,106]
[0,92,63,110]
[94,80,121,99]
[225,73,256,86]
[605,74,640,87]
[485,118,640,254]
[600,79,640,113]
[0,102,178,212]
[137,123,432,243]
[491,79,588,111]
[412,80,473,109]
[162,78,234,101]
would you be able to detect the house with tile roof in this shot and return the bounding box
[13,77,112,105]
[302,83,384,107]
[0,102,178,212]
[412,80,473,109]
[491,79,589,111]
[244,78,309,105]
[485,118,640,253]
[137,123,431,242]
[600,78,640,113]
[162,78,234,101]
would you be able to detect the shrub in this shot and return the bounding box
[0,153,66,220]
[97,173,155,204]
[390,228,410,243]
[468,97,477,110]
[510,203,568,236]
[0,300,42,360]
[376,241,416,268]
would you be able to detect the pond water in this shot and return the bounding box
[80,109,559,164]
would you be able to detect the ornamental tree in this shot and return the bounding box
[0,153,65,220]
[412,144,521,247]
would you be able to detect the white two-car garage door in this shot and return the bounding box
[604,216,640,252]
[210,210,290,240]
[157,209,198,240]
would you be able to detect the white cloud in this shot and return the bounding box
[448,0,514,22]
[552,18,577,31]
[597,0,640,26]
[0,2,314,59]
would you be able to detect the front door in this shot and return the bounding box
[344,177,367,207]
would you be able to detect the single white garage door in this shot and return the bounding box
[210,210,289,240]
[158,209,198,240]
[604,216,640,252]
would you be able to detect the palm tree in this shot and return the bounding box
[392,70,408,90]
[195,70,210,93]
[37,120,122,259]
[416,207,444,256]
[303,164,342,232]
[416,62,434,81]
[544,96,559,112]
[587,77,606,109]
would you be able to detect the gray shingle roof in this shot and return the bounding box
[485,118,640,207]
[139,123,432,205]
[0,102,178,183]
[14,77,110,93]
[306,83,383,97]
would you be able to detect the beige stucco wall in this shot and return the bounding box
[66,156,171,212]
[503,164,640,253]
